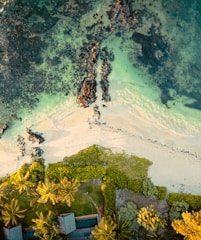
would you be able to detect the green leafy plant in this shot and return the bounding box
[32,210,61,240]
[172,210,201,240]
[137,204,166,239]
[11,171,34,194]
[91,216,117,240]
[167,193,201,210]
[91,214,131,240]
[57,176,80,207]
[118,201,139,230]
[142,178,158,198]
[169,201,189,222]
[1,198,27,227]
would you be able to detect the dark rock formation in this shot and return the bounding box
[0,124,8,137]
[17,135,26,156]
[108,0,138,32]
[77,40,100,107]
[26,128,45,144]
[31,147,43,158]
[131,27,169,71]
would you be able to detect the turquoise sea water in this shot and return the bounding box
[0,0,201,133]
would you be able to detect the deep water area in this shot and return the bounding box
[0,0,200,126]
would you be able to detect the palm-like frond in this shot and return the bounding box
[32,210,60,240]
[58,177,80,207]
[1,198,27,227]
[91,216,117,240]
[11,171,34,194]
[112,214,131,240]
[36,178,58,206]
[0,181,8,204]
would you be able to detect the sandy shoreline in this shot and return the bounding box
[0,84,201,196]
[0,50,201,195]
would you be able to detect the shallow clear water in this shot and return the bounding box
[0,0,200,132]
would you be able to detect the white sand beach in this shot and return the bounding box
[0,48,201,196]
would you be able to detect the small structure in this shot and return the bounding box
[58,213,100,240]
[67,214,101,240]
[3,224,23,240]
[58,213,76,235]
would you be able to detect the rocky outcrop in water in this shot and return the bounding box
[26,128,45,144]
[17,135,26,157]
[108,0,138,33]
[0,123,8,137]
[77,40,100,107]
[77,39,114,108]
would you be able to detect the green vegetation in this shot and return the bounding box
[91,214,131,240]
[172,210,201,240]
[169,201,189,222]
[47,145,154,216]
[142,177,158,198]
[0,144,200,239]
[63,144,152,179]
[167,193,201,210]
[118,201,139,230]
[137,204,167,239]
[1,198,27,227]
[32,211,61,240]
[156,186,167,200]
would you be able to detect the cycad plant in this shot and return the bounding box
[32,210,61,240]
[137,204,166,239]
[1,198,27,227]
[0,181,8,204]
[91,216,117,240]
[112,214,131,240]
[58,176,80,207]
[36,178,59,209]
[91,214,132,240]
[11,171,34,194]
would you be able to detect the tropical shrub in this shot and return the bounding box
[102,181,116,216]
[167,193,201,210]
[63,144,107,166]
[118,201,139,230]
[137,204,166,239]
[32,210,61,240]
[169,201,189,222]
[156,186,167,200]
[91,215,117,240]
[1,198,27,227]
[172,210,201,240]
[142,178,158,198]
[91,214,131,240]
[29,158,45,184]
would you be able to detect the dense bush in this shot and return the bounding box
[29,159,45,184]
[156,186,167,200]
[167,193,201,210]
[63,144,107,166]
[8,159,45,185]
[142,178,158,198]
[102,181,116,216]
[46,162,105,182]
[169,201,189,222]
[127,179,143,193]
[63,144,152,179]
[46,163,74,182]
[118,201,139,230]
[73,166,106,182]
[105,167,129,188]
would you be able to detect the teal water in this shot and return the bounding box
[0,0,200,131]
